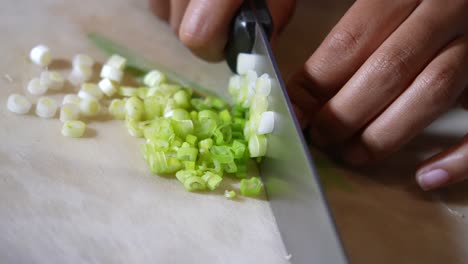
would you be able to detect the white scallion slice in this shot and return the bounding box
[237,53,263,75]
[61,120,86,138]
[79,98,101,116]
[27,78,48,95]
[125,96,144,121]
[62,94,80,106]
[248,134,267,158]
[36,96,58,118]
[40,71,65,91]
[228,75,241,98]
[106,54,127,70]
[257,111,275,135]
[7,94,32,114]
[100,64,123,83]
[29,45,51,67]
[256,73,271,96]
[98,78,117,97]
[78,83,103,101]
[69,65,93,85]
[60,103,80,122]
[108,99,126,120]
[72,54,94,69]
[143,70,166,87]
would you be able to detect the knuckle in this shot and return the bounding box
[369,46,413,79]
[420,66,459,107]
[325,27,363,56]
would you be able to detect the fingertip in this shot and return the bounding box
[178,0,242,62]
[178,27,225,62]
[416,168,450,191]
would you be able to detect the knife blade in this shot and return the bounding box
[225,2,348,263]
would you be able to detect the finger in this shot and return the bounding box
[342,35,468,165]
[288,0,420,126]
[309,0,466,146]
[179,0,243,61]
[169,0,190,34]
[266,0,296,36]
[149,0,171,21]
[416,134,468,191]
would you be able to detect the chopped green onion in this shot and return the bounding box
[119,86,139,97]
[144,70,166,87]
[198,110,219,122]
[61,120,86,138]
[125,118,144,137]
[177,145,198,161]
[125,96,144,121]
[144,96,164,120]
[7,94,32,114]
[175,170,197,183]
[60,103,80,122]
[224,190,236,199]
[231,140,246,159]
[186,134,198,146]
[201,172,222,191]
[173,90,191,109]
[248,134,267,157]
[170,108,190,121]
[184,177,206,192]
[240,177,263,196]
[109,99,126,120]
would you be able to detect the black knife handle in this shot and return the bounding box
[224,0,274,73]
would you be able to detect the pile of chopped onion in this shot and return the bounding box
[7,46,275,198]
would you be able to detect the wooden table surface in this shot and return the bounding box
[1,0,468,263]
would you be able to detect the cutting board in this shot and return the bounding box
[0,0,290,263]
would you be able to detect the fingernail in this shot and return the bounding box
[417,169,450,191]
[343,145,370,166]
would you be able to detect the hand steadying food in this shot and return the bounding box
[149,0,468,191]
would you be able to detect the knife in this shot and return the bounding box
[225,1,348,263]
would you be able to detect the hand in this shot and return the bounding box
[288,0,468,191]
[149,0,295,61]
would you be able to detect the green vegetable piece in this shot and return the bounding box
[195,119,217,139]
[219,109,232,125]
[201,172,223,191]
[125,96,144,121]
[172,119,194,139]
[224,190,236,199]
[144,96,164,120]
[198,110,218,122]
[184,177,206,192]
[177,145,198,161]
[231,140,246,159]
[125,118,144,138]
[119,86,139,97]
[198,138,213,153]
[108,99,126,120]
[186,134,198,146]
[173,90,191,109]
[184,161,196,170]
[248,134,267,157]
[240,177,263,197]
[175,170,197,183]
[170,108,190,121]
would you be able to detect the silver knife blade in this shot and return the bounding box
[251,23,347,263]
